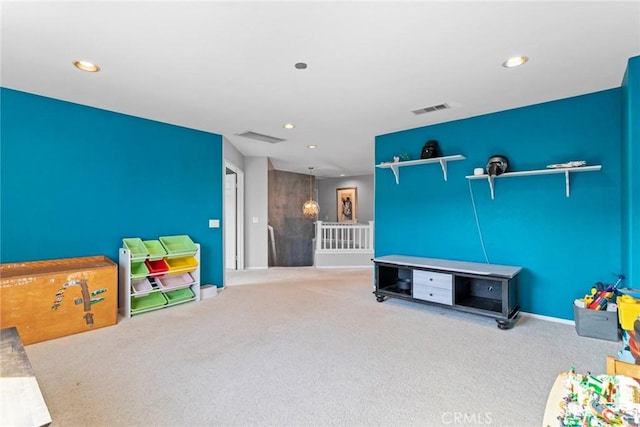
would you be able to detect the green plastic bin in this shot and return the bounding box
[130,262,149,279]
[164,287,195,304]
[123,238,148,260]
[130,292,167,314]
[159,235,197,257]
[143,240,167,260]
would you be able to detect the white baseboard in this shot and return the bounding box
[316,265,373,269]
[520,311,574,325]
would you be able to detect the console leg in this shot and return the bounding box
[496,316,518,330]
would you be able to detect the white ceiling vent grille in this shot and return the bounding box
[235,131,286,144]
[412,103,450,115]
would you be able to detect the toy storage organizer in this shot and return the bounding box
[119,236,201,317]
[573,305,620,342]
[0,256,118,344]
[572,294,640,342]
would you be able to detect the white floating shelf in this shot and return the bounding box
[466,165,602,199]
[376,155,466,184]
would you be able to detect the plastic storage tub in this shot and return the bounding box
[131,278,153,297]
[156,273,195,291]
[159,235,197,257]
[144,258,169,277]
[165,256,198,274]
[123,238,148,260]
[130,262,149,279]
[573,304,619,341]
[130,291,167,314]
[618,295,640,331]
[164,287,195,304]
[143,240,167,261]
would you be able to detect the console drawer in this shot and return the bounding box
[413,284,453,305]
[413,270,452,290]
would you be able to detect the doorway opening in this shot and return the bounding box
[224,161,244,271]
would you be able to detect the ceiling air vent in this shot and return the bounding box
[235,131,286,144]
[411,103,450,115]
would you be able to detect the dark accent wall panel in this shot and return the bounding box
[268,170,315,266]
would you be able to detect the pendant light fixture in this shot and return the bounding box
[302,167,319,219]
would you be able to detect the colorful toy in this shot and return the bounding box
[555,366,640,426]
[580,274,625,311]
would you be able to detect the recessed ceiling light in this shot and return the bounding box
[295,62,308,70]
[307,145,317,149]
[502,56,528,68]
[73,60,100,72]
[283,123,295,129]
[340,174,345,177]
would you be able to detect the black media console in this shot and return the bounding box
[373,255,522,329]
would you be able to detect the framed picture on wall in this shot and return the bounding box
[336,187,357,223]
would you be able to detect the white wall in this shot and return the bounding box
[223,137,244,169]
[317,174,374,222]
[244,156,269,269]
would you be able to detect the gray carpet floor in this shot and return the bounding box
[23,267,621,426]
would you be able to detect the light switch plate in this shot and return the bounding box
[209,219,220,228]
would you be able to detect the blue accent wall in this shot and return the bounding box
[1,88,224,287]
[375,89,622,319]
[621,56,640,289]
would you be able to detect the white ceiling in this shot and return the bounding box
[2,1,639,177]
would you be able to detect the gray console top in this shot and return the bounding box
[373,255,522,278]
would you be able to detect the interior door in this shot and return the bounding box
[225,170,237,270]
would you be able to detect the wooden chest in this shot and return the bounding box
[0,256,118,345]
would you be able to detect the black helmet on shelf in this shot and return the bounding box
[420,140,442,159]
[486,155,509,176]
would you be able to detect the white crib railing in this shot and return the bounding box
[315,221,374,252]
